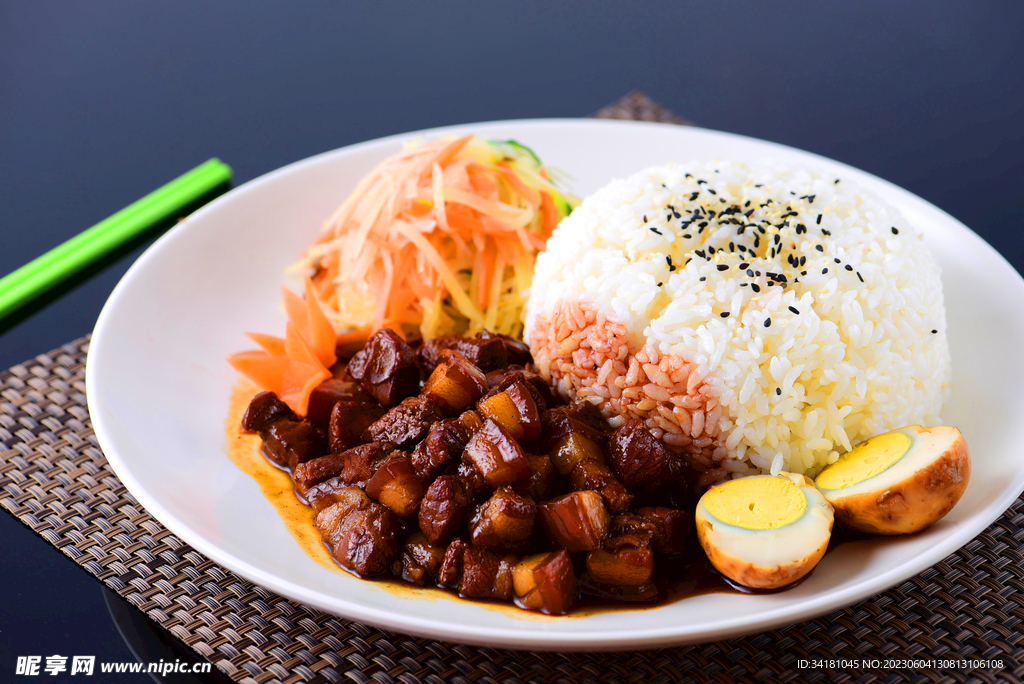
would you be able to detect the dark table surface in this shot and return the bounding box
[2,1,1023,681]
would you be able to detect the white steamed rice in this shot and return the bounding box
[523,160,951,484]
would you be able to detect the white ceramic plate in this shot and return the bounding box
[87,119,1024,651]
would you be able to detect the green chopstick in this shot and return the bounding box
[0,158,232,320]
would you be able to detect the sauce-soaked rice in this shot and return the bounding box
[530,299,729,488]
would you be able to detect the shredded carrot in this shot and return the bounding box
[229,136,579,413]
[540,191,558,236]
[492,235,520,266]
[297,135,577,340]
[304,279,337,368]
[497,162,540,206]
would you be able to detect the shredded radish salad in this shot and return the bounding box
[297,135,577,341]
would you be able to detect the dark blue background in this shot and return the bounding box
[2,1,1022,680]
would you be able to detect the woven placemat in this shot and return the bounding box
[2,94,1023,684]
[592,91,694,126]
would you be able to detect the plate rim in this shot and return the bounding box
[86,117,1024,651]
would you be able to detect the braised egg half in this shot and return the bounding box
[695,472,834,590]
[814,425,970,535]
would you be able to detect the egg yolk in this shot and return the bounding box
[815,431,913,490]
[702,476,807,530]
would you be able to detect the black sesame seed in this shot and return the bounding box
[707,189,717,195]
[717,264,729,271]
[643,215,647,223]
[931,329,938,334]
[720,312,730,318]
[657,282,663,287]
[683,234,692,239]
[800,270,807,276]
[845,264,853,271]
[815,245,824,252]
[799,256,806,266]
[754,183,763,188]
[740,282,748,287]
[857,272,864,282]
[808,195,816,203]
[834,179,840,184]
[729,242,735,251]
[776,387,782,395]
[751,283,761,293]
[821,229,832,236]
[764,318,772,327]
[788,306,800,315]
[822,268,828,274]
[834,258,841,264]
[746,269,754,277]
[699,276,706,282]
[816,214,822,225]
[690,192,699,201]
[740,262,750,269]
[891,227,899,235]
[650,227,662,235]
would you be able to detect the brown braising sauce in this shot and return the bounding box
[225,380,337,572]
[226,379,858,616]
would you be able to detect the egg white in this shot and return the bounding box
[816,425,951,499]
[696,473,834,580]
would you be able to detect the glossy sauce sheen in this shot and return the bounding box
[226,380,848,615]
[225,380,336,572]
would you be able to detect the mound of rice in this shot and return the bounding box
[523,160,951,485]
